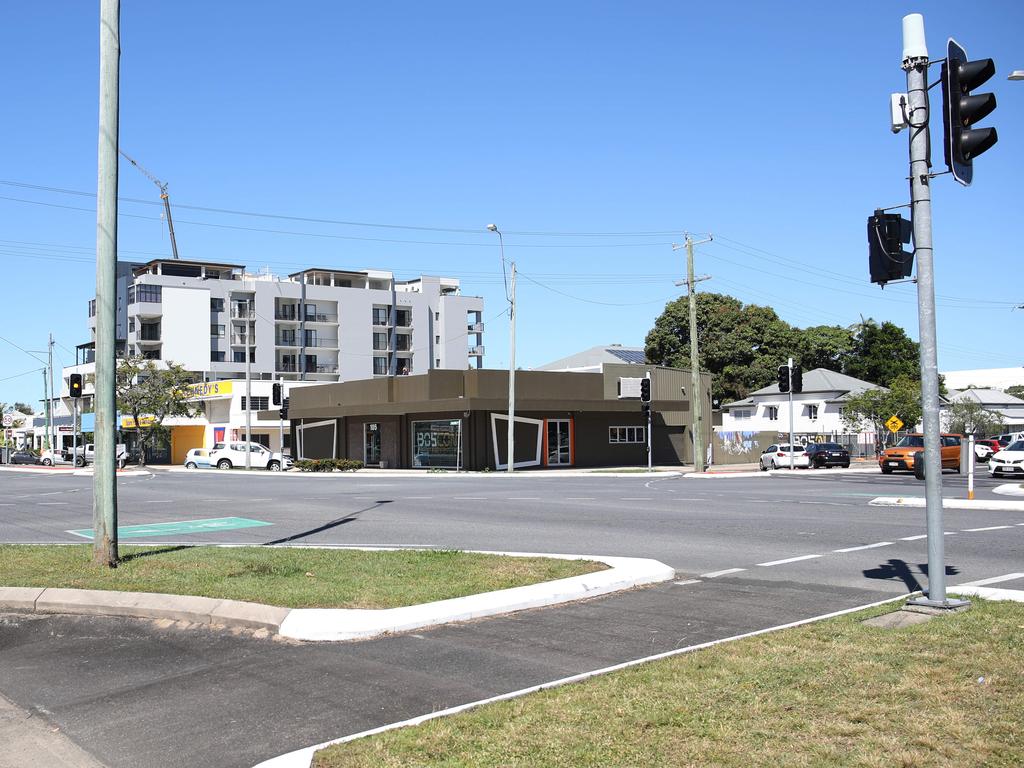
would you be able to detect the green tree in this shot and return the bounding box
[944,400,1004,437]
[645,293,800,404]
[12,402,33,414]
[841,375,922,449]
[844,320,919,387]
[115,356,199,466]
[1005,385,1024,400]
[795,325,855,372]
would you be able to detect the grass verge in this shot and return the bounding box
[314,599,1024,767]
[0,545,604,609]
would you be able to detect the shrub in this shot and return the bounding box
[293,458,363,472]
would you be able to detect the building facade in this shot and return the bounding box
[285,364,709,470]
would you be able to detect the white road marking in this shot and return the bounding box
[453,497,487,500]
[37,502,68,506]
[833,542,893,553]
[673,579,702,586]
[959,572,1024,587]
[619,497,651,501]
[962,525,1013,532]
[944,531,958,535]
[899,534,928,541]
[146,500,173,504]
[405,496,433,500]
[700,568,746,578]
[757,554,821,567]
[507,497,540,501]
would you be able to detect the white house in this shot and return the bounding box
[720,368,883,446]
[943,388,1024,432]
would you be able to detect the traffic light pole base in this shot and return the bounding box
[905,596,971,612]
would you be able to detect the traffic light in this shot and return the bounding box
[639,377,651,403]
[69,373,83,398]
[279,397,289,420]
[791,364,803,394]
[942,38,998,186]
[778,365,790,393]
[868,210,913,285]
[272,382,282,406]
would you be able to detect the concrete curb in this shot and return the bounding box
[0,553,675,642]
[165,467,684,479]
[0,465,150,477]
[869,496,1024,512]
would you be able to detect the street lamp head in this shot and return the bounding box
[486,223,498,232]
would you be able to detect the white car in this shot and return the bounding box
[759,444,810,470]
[209,442,292,471]
[988,440,1024,479]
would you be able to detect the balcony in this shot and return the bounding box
[469,345,485,356]
[467,322,484,333]
[275,334,338,348]
[230,305,253,320]
[230,335,252,346]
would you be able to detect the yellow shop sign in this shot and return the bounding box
[121,415,157,429]
[183,380,234,400]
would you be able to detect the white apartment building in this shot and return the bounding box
[61,259,485,462]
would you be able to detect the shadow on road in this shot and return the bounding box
[863,559,960,592]
[262,501,393,546]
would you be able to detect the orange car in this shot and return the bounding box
[879,433,963,474]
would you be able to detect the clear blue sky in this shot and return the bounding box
[2,1,1022,408]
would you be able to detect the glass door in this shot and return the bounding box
[547,419,572,465]
[364,423,381,465]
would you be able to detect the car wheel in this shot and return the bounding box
[955,463,961,474]
[217,459,232,470]
[771,459,779,470]
[842,462,850,468]
[42,458,52,466]
[881,465,893,474]
[268,461,281,472]
[75,456,86,467]
[185,461,197,469]
[760,461,768,471]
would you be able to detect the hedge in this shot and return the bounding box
[293,458,364,472]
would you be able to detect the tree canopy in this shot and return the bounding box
[115,356,199,465]
[644,293,920,405]
[944,400,1004,437]
[840,374,922,447]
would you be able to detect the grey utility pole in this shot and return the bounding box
[672,234,712,472]
[245,298,252,470]
[48,333,55,452]
[41,368,50,450]
[93,0,120,567]
[901,13,966,609]
[487,224,515,472]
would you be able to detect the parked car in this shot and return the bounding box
[65,443,128,468]
[976,438,1002,459]
[209,442,292,471]
[10,450,40,465]
[183,448,213,469]
[759,444,809,470]
[988,440,1024,479]
[991,432,1024,448]
[804,442,851,469]
[879,433,962,474]
[39,448,70,466]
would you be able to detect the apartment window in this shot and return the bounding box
[211,324,225,338]
[395,309,411,327]
[135,284,161,303]
[373,356,388,375]
[372,332,389,351]
[609,426,645,444]
[732,409,751,420]
[128,318,135,333]
[233,350,255,363]
[396,358,412,375]
[766,406,779,421]
[210,351,225,362]
[240,396,269,411]
[435,358,441,367]
[435,335,441,344]
[435,312,440,321]
[211,298,224,312]
[807,405,819,421]
[372,307,389,326]
[127,286,134,305]
[142,349,161,360]
[395,334,411,351]
[88,299,96,317]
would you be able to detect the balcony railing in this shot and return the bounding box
[467,322,484,333]
[276,334,338,348]
[230,305,253,319]
[469,345,485,356]
[275,363,339,374]
[138,330,161,342]
[230,335,252,346]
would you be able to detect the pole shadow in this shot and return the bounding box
[862,559,960,593]
[262,500,392,546]
[119,545,196,563]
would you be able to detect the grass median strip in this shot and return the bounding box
[313,599,1024,767]
[0,545,605,610]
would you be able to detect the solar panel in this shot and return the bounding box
[608,348,646,364]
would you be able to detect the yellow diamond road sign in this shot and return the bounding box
[886,416,904,433]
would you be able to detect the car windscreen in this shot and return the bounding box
[895,436,924,448]
[1007,440,1024,452]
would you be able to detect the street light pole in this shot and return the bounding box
[673,234,712,472]
[245,298,252,471]
[488,224,515,473]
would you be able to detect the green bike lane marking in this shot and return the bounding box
[66,517,272,540]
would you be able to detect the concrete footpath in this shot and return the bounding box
[0,693,105,768]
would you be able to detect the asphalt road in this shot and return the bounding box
[1,467,1022,767]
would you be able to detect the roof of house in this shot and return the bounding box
[534,344,647,372]
[948,388,1024,407]
[721,368,883,409]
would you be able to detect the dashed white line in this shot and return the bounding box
[507,497,540,501]
[833,542,893,553]
[566,497,595,501]
[146,500,173,504]
[405,496,433,500]
[37,502,68,506]
[959,573,1024,587]
[700,568,746,578]
[673,579,702,586]
[899,534,928,541]
[757,554,821,567]
[453,497,487,500]
[619,497,651,501]
[962,525,1013,532]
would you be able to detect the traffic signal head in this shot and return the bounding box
[791,364,803,394]
[69,373,83,398]
[279,397,290,420]
[942,38,998,186]
[868,210,913,285]
[640,378,651,403]
[778,365,790,393]
[272,382,282,406]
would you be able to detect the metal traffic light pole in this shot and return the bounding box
[788,358,795,470]
[901,14,966,610]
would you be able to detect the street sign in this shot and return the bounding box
[1,414,12,427]
[886,415,904,433]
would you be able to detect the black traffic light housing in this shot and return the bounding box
[868,210,913,285]
[942,38,998,186]
[279,397,289,420]
[639,378,651,403]
[778,365,790,393]
[69,373,83,398]
[272,382,282,406]
[791,364,803,394]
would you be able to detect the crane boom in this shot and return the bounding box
[118,149,180,259]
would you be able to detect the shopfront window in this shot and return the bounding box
[412,420,461,468]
